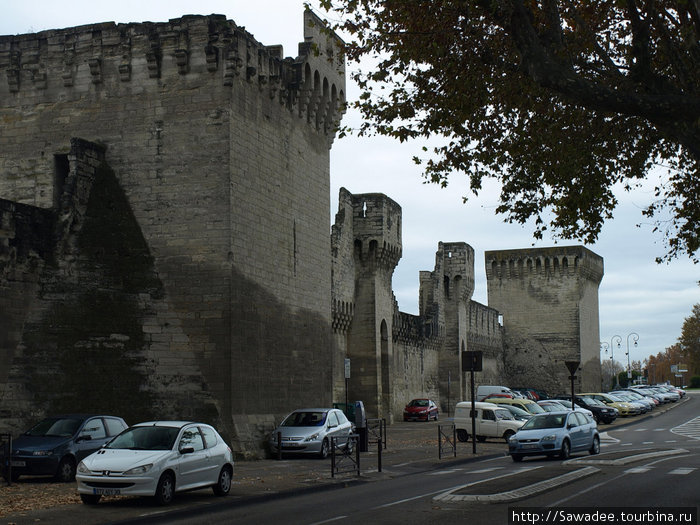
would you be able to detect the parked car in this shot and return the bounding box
[484,397,546,415]
[476,385,515,401]
[570,396,617,424]
[610,390,654,412]
[579,393,638,416]
[545,399,594,418]
[497,404,533,421]
[508,411,600,462]
[76,421,233,505]
[454,402,525,443]
[6,414,127,482]
[403,399,439,421]
[537,400,569,412]
[268,408,354,458]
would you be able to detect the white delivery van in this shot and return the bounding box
[454,401,525,443]
[476,385,514,401]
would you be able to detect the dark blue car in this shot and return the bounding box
[5,414,127,482]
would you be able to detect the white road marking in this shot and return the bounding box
[668,468,696,475]
[625,466,652,474]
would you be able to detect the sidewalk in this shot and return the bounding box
[0,397,690,525]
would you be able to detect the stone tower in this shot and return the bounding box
[419,242,475,411]
[485,246,604,393]
[0,11,345,456]
[331,189,402,420]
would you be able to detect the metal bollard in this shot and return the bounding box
[377,437,382,472]
[276,432,282,460]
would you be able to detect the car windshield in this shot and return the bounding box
[408,400,429,407]
[524,403,546,414]
[106,426,180,450]
[26,417,83,438]
[522,414,567,430]
[282,411,328,427]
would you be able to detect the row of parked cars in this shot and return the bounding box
[2,407,357,505]
[448,383,685,462]
[1,415,233,505]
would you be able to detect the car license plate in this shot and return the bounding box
[522,444,538,449]
[94,488,121,496]
[10,460,26,467]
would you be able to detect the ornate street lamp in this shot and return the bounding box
[626,332,640,384]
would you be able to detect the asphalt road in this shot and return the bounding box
[135,395,699,525]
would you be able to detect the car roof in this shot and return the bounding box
[132,421,199,428]
[290,408,334,413]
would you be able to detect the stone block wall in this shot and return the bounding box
[485,246,604,393]
[0,11,346,456]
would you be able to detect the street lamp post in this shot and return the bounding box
[626,332,640,385]
[600,342,609,390]
[610,335,622,388]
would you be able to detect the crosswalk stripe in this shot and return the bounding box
[668,468,695,475]
[625,466,652,474]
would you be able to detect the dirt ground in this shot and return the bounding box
[0,476,79,520]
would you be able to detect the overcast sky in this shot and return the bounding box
[2,1,697,371]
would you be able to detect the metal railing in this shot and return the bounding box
[331,434,360,477]
[438,424,457,459]
[366,418,386,449]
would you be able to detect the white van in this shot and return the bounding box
[454,401,525,443]
[476,385,514,401]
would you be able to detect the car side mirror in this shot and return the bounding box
[179,447,195,454]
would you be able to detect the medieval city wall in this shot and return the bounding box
[0,12,345,456]
[485,246,604,394]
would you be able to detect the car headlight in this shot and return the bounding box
[77,461,90,474]
[32,450,52,456]
[541,434,556,441]
[304,432,321,442]
[123,464,153,476]
[509,436,518,443]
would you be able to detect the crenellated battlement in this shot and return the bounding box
[0,11,345,139]
[350,192,402,271]
[485,245,604,284]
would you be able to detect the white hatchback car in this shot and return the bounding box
[76,421,233,505]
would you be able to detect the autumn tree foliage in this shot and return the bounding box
[317,0,700,262]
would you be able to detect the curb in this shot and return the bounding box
[565,447,689,466]
[433,466,599,504]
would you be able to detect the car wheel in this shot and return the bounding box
[80,494,101,505]
[589,436,600,455]
[503,430,515,443]
[456,429,469,443]
[154,472,175,505]
[212,465,232,496]
[55,457,76,482]
[511,454,523,462]
[434,412,439,421]
[319,438,330,459]
[559,439,570,460]
[345,436,355,454]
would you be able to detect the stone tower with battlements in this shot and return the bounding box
[331,189,402,420]
[485,246,604,393]
[0,11,345,457]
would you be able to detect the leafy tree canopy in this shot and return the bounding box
[316,0,700,262]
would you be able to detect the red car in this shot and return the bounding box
[403,399,439,421]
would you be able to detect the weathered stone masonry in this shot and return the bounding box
[0,11,345,456]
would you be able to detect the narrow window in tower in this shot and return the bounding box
[54,154,70,210]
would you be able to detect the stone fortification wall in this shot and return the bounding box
[0,12,345,457]
[467,300,504,387]
[485,246,604,394]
